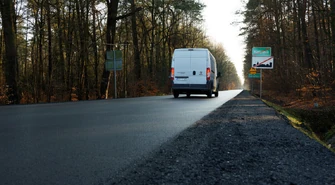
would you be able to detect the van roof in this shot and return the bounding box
[174,48,209,51]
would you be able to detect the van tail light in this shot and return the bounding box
[170,68,175,80]
[206,67,210,81]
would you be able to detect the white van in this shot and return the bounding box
[170,48,220,98]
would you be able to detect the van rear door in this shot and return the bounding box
[189,50,207,85]
[173,50,191,85]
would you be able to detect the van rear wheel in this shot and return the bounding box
[173,91,179,98]
[207,90,212,98]
[214,91,219,97]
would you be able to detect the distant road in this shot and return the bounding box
[0,90,242,185]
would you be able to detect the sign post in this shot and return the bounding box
[251,47,273,99]
[259,69,262,99]
[113,51,116,99]
[106,50,123,99]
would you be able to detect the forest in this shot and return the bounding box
[0,0,241,105]
[241,0,335,145]
[242,0,335,107]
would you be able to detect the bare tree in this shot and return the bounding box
[0,0,20,104]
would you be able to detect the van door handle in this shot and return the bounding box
[193,71,196,75]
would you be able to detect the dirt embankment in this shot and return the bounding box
[109,91,335,185]
[261,91,335,150]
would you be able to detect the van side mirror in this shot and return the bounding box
[217,72,221,78]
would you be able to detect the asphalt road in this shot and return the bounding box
[110,90,335,185]
[0,90,242,185]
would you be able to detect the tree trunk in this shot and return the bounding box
[0,0,20,104]
[47,1,53,102]
[84,0,89,100]
[100,0,119,99]
[56,0,66,99]
[130,0,141,81]
[38,0,45,102]
[331,0,335,74]
[74,0,89,100]
[161,0,167,88]
[150,0,155,78]
[311,1,320,69]
[92,0,99,99]
[66,1,74,101]
[298,0,314,69]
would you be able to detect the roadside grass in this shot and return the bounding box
[262,99,335,153]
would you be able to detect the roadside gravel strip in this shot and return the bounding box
[109,91,335,185]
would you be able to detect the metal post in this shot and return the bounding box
[113,50,117,99]
[105,43,130,99]
[252,79,254,93]
[124,44,127,98]
[259,69,263,99]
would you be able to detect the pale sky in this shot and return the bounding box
[201,0,246,84]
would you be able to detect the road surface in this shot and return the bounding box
[0,90,242,185]
[111,91,335,185]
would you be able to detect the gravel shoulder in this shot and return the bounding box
[109,90,335,185]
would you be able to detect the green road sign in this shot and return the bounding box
[106,50,122,60]
[252,47,271,57]
[105,50,123,71]
[248,73,261,79]
[105,60,122,71]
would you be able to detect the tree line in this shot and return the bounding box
[0,0,241,105]
[242,0,335,102]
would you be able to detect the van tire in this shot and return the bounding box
[186,93,191,98]
[215,91,219,97]
[173,91,179,98]
[207,90,212,98]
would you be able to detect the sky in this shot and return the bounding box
[201,0,246,84]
